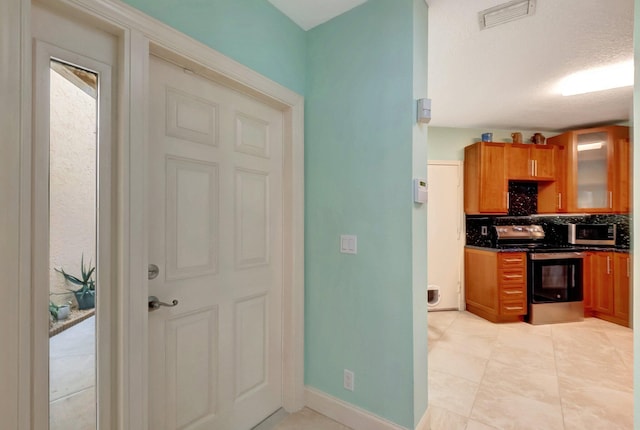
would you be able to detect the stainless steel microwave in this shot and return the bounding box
[568,223,616,246]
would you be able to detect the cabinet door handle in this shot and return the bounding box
[505,306,523,311]
[503,258,522,263]
[609,191,613,209]
[530,160,534,177]
[627,257,630,277]
[506,192,509,210]
[504,290,523,295]
[557,192,562,210]
[504,274,523,279]
[606,255,611,275]
[534,160,538,177]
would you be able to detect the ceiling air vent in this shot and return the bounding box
[479,0,536,30]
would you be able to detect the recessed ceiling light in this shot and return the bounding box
[478,0,536,30]
[560,60,634,96]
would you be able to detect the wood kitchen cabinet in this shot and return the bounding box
[464,142,507,214]
[591,252,614,315]
[547,126,630,213]
[588,251,630,327]
[582,251,593,315]
[538,146,567,213]
[613,252,631,324]
[465,248,526,322]
[507,144,556,181]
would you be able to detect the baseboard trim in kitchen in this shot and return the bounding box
[305,386,409,430]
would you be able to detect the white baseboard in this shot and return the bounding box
[305,386,411,430]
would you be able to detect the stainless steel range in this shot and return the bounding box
[493,225,585,325]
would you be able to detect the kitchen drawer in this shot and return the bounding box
[500,287,525,300]
[499,269,525,285]
[500,299,526,315]
[498,253,526,268]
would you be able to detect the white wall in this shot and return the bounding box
[428,126,558,160]
[49,68,97,305]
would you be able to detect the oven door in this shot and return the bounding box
[528,252,584,303]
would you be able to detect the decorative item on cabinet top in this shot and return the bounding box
[531,133,546,144]
[511,132,523,143]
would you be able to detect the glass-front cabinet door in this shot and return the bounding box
[575,130,611,210]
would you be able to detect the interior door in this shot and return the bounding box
[427,161,463,310]
[148,55,283,430]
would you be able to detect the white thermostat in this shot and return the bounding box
[414,178,428,204]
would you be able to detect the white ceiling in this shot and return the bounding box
[270,0,634,132]
[268,0,367,31]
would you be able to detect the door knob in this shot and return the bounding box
[148,296,178,312]
[148,264,159,280]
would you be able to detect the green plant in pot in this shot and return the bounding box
[49,300,71,321]
[56,255,96,310]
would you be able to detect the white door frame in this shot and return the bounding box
[4,0,305,427]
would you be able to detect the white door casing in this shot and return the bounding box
[427,161,464,310]
[148,55,284,429]
[31,3,117,428]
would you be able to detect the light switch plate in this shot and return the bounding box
[340,235,357,254]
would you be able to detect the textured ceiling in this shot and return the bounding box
[270,0,634,132]
[428,0,634,131]
[268,0,367,31]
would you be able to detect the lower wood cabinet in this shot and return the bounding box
[586,251,630,327]
[465,248,526,323]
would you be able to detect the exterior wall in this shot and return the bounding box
[49,69,97,306]
[121,0,306,95]
[305,1,421,427]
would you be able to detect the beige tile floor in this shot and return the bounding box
[50,311,633,430]
[428,311,633,430]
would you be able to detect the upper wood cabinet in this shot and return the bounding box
[538,146,567,213]
[464,142,507,214]
[507,144,556,181]
[547,126,630,213]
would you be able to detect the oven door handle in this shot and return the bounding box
[529,252,585,260]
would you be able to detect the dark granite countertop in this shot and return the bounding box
[465,245,630,253]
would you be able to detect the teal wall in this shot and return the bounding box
[428,126,558,160]
[121,0,306,94]
[305,0,426,427]
[119,0,429,426]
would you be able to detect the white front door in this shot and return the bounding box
[427,161,464,310]
[148,55,284,430]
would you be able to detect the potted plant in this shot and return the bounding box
[56,255,96,310]
[49,300,71,321]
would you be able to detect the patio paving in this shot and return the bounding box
[50,315,95,430]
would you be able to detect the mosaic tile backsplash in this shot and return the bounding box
[508,182,537,216]
[466,214,631,249]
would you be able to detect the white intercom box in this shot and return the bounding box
[414,178,428,204]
